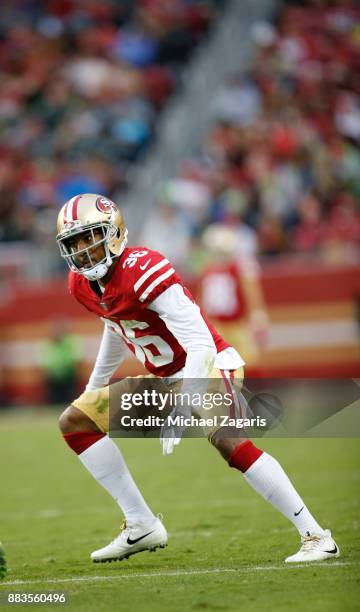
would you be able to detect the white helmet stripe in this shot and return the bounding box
[63,201,69,222]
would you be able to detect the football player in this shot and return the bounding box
[57,193,339,564]
[198,223,269,371]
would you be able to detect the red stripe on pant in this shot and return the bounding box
[220,369,235,419]
[229,370,244,419]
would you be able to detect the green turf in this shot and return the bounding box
[0,411,359,611]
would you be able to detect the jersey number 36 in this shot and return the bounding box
[108,319,174,367]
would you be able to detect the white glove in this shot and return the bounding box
[160,407,190,456]
[160,435,182,456]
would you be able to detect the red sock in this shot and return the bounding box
[63,432,105,455]
[228,441,263,473]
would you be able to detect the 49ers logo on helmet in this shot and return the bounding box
[96,196,116,214]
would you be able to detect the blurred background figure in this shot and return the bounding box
[138,191,192,270]
[197,224,269,374]
[40,320,82,405]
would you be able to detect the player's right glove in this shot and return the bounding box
[160,406,191,456]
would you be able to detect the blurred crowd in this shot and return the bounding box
[0,0,221,244]
[0,0,359,273]
[142,0,360,270]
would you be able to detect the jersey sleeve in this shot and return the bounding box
[148,283,217,378]
[68,271,76,296]
[126,248,180,307]
[85,321,129,391]
[67,270,95,315]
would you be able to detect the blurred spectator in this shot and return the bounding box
[157,0,360,268]
[139,198,191,269]
[40,321,82,404]
[0,0,220,258]
[292,191,324,252]
[212,74,263,126]
[1,0,359,276]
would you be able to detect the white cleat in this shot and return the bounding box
[91,516,168,563]
[285,529,340,563]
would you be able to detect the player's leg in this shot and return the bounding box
[59,393,156,526]
[59,384,167,562]
[207,369,339,563]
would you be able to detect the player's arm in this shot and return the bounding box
[148,283,217,379]
[238,258,269,348]
[86,321,129,391]
[130,250,217,377]
[149,283,217,454]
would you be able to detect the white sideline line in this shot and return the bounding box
[1,562,356,586]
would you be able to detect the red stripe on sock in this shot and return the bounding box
[63,431,105,455]
[228,440,263,473]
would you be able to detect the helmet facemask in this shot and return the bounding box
[57,223,125,281]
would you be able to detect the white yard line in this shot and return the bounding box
[1,562,356,587]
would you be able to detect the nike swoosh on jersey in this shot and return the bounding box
[126,531,154,546]
[139,259,151,270]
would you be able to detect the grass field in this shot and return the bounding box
[0,411,359,611]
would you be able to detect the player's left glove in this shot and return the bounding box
[160,407,190,456]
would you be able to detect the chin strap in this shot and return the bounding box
[82,263,109,281]
[81,243,114,281]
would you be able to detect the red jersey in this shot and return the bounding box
[69,247,228,376]
[199,261,247,321]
